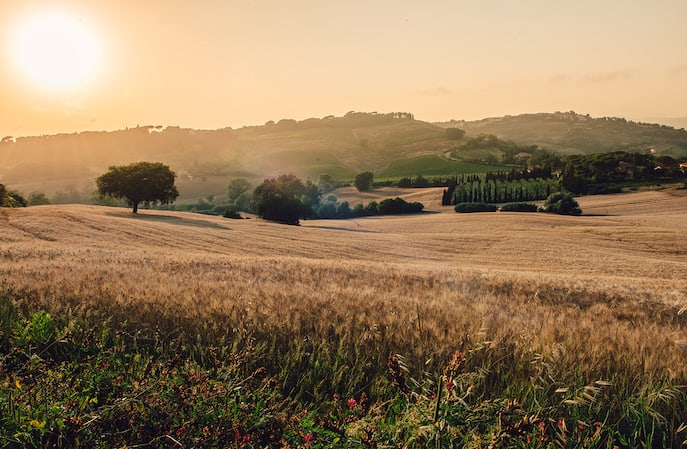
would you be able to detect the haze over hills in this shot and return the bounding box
[1,111,686,201]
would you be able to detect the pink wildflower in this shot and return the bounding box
[302,433,314,444]
[347,398,358,409]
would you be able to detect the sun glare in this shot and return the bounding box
[13,12,101,90]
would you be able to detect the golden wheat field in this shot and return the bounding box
[1,190,687,384]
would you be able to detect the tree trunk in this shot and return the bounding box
[132,202,139,213]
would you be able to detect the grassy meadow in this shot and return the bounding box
[1,190,687,447]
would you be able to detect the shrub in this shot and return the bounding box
[454,202,498,213]
[364,200,379,216]
[499,202,539,212]
[336,201,353,218]
[0,184,27,207]
[353,171,374,191]
[28,192,50,206]
[223,205,243,219]
[543,192,582,215]
[315,200,338,219]
[377,197,424,215]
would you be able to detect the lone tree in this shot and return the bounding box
[354,171,374,191]
[96,161,179,213]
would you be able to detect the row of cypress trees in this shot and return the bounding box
[442,178,562,206]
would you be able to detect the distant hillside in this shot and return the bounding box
[2,111,686,202]
[641,116,687,131]
[436,111,687,156]
[0,112,453,200]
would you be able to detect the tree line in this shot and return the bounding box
[443,178,562,206]
[251,174,423,224]
[92,163,425,225]
[561,151,685,194]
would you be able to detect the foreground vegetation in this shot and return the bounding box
[1,195,687,447]
[2,270,686,448]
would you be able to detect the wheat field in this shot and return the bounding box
[2,190,686,385]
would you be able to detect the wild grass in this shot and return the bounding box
[1,191,687,447]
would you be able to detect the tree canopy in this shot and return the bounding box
[227,178,251,203]
[96,161,179,213]
[253,174,316,225]
[543,192,582,216]
[0,184,27,208]
[353,171,374,191]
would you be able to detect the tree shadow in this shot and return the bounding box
[304,224,380,233]
[106,211,230,230]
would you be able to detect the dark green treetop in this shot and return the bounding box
[96,161,179,213]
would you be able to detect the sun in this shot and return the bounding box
[13,12,101,91]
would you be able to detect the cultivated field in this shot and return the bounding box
[2,191,686,375]
[2,190,687,447]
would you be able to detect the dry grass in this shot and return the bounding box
[1,191,687,388]
[331,186,446,208]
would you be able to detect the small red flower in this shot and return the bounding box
[302,433,314,444]
[430,394,436,401]
[578,423,587,432]
[557,418,566,431]
[445,380,454,391]
[538,421,546,433]
[347,398,358,409]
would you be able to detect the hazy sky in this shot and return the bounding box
[1,0,686,137]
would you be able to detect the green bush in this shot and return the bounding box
[222,205,243,219]
[377,197,424,215]
[0,183,27,207]
[454,202,498,213]
[499,202,539,212]
[543,192,582,215]
[28,192,50,206]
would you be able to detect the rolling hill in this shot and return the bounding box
[437,111,687,156]
[2,191,687,446]
[1,111,686,202]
